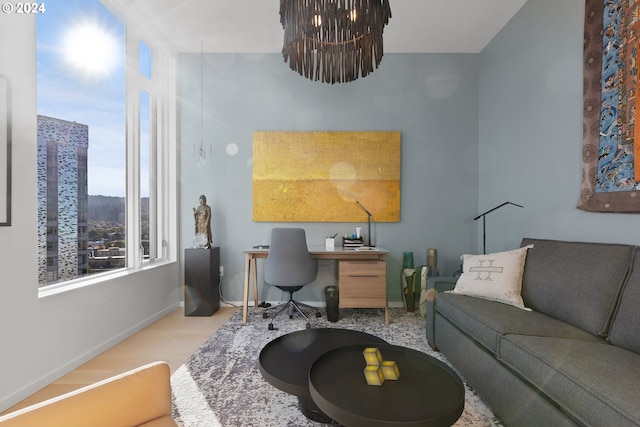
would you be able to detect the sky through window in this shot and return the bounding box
[37,0,125,197]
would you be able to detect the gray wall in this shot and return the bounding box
[178,0,640,307]
[178,53,480,304]
[478,0,639,251]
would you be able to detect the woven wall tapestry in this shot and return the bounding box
[579,0,640,212]
[252,131,401,222]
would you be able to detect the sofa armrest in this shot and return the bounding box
[426,276,458,350]
[0,361,178,427]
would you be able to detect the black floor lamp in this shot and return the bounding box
[474,202,524,254]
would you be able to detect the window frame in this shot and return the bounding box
[38,5,177,297]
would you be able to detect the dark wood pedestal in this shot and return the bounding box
[184,247,220,316]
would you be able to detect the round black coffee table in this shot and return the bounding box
[259,328,387,422]
[309,344,465,427]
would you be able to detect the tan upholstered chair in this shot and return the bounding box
[0,361,178,427]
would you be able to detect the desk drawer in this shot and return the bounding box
[339,261,386,308]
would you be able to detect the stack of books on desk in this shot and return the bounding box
[343,238,364,250]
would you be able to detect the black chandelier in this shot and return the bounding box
[279,0,392,84]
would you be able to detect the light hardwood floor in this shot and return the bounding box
[1,306,237,416]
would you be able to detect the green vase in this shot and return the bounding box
[403,251,414,269]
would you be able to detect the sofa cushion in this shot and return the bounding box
[520,238,634,337]
[0,361,176,427]
[608,249,640,353]
[450,245,532,309]
[435,293,602,355]
[499,335,640,426]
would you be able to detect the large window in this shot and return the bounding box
[36,0,173,289]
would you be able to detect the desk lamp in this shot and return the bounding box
[355,201,374,247]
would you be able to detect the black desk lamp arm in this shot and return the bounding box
[355,201,373,247]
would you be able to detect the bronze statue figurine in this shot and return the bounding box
[193,195,212,248]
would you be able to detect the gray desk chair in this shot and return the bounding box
[263,228,320,330]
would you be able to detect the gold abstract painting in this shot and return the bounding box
[253,131,401,222]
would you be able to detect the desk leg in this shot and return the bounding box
[385,306,389,325]
[242,254,251,323]
[251,257,258,308]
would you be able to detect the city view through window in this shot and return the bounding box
[36,1,151,286]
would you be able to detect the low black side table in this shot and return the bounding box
[259,328,386,422]
[309,344,465,427]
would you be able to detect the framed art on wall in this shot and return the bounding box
[0,73,10,226]
[579,0,640,213]
[252,131,401,222]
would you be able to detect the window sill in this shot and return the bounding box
[38,259,176,298]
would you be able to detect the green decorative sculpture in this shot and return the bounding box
[401,251,417,312]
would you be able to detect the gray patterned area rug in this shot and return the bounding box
[171,308,503,427]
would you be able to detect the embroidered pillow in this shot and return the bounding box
[449,245,533,310]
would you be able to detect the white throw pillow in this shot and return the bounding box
[449,245,534,310]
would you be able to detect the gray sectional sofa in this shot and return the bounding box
[426,238,640,427]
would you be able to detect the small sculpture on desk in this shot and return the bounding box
[193,195,212,249]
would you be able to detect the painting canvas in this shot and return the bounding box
[253,131,401,222]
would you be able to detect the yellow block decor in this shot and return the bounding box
[362,347,400,385]
[252,131,401,222]
[364,365,385,386]
[363,347,383,366]
[380,360,400,380]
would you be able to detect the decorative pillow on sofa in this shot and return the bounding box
[448,245,534,310]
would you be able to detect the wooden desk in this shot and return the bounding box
[243,247,389,324]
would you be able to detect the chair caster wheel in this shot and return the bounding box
[263,312,268,319]
[289,315,294,319]
[316,312,322,318]
[305,322,311,329]
[268,323,276,330]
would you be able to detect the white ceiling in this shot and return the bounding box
[111,0,528,54]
